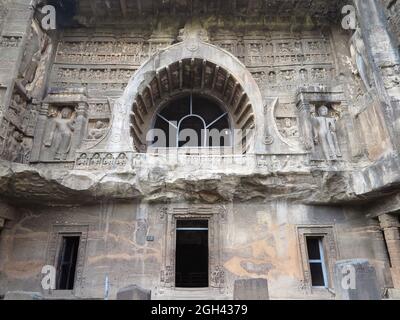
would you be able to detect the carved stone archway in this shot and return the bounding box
[99,39,268,154]
[130,59,256,153]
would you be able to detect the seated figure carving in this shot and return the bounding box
[87,121,108,140]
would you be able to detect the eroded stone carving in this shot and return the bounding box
[2,128,23,162]
[211,265,225,288]
[87,120,108,140]
[18,20,53,99]
[350,28,373,91]
[277,118,299,139]
[177,18,209,43]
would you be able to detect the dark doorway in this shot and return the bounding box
[175,220,209,288]
[56,236,80,290]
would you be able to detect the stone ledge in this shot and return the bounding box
[2,151,400,206]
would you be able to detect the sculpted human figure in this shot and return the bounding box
[102,153,114,168]
[281,118,298,138]
[90,153,101,167]
[116,153,127,167]
[76,154,88,167]
[350,27,372,90]
[44,107,76,160]
[312,106,342,160]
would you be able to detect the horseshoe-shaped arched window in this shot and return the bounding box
[151,94,232,148]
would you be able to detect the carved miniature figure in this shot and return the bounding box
[115,153,128,167]
[90,153,102,167]
[76,153,89,167]
[102,153,114,168]
[281,118,299,138]
[312,106,342,160]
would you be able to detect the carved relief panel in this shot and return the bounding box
[31,97,89,162]
[296,89,348,161]
[50,32,173,95]
[79,100,111,150]
[0,88,37,163]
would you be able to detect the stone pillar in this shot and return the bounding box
[334,259,381,300]
[296,95,314,152]
[30,102,49,162]
[379,214,400,288]
[69,102,88,160]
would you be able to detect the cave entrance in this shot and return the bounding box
[175,220,209,288]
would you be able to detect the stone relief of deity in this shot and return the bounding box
[43,107,76,161]
[312,106,342,161]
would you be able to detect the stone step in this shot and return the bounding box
[153,289,232,300]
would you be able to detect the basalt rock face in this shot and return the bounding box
[382,0,400,45]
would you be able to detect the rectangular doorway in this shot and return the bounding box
[56,236,80,290]
[175,220,209,288]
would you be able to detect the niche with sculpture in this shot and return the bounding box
[42,106,78,161]
[32,104,87,162]
[311,104,342,161]
[0,86,36,163]
[297,90,346,161]
[79,101,111,150]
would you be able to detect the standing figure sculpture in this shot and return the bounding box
[44,107,76,161]
[350,28,373,90]
[312,106,342,161]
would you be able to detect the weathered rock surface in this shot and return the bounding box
[2,154,400,206]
